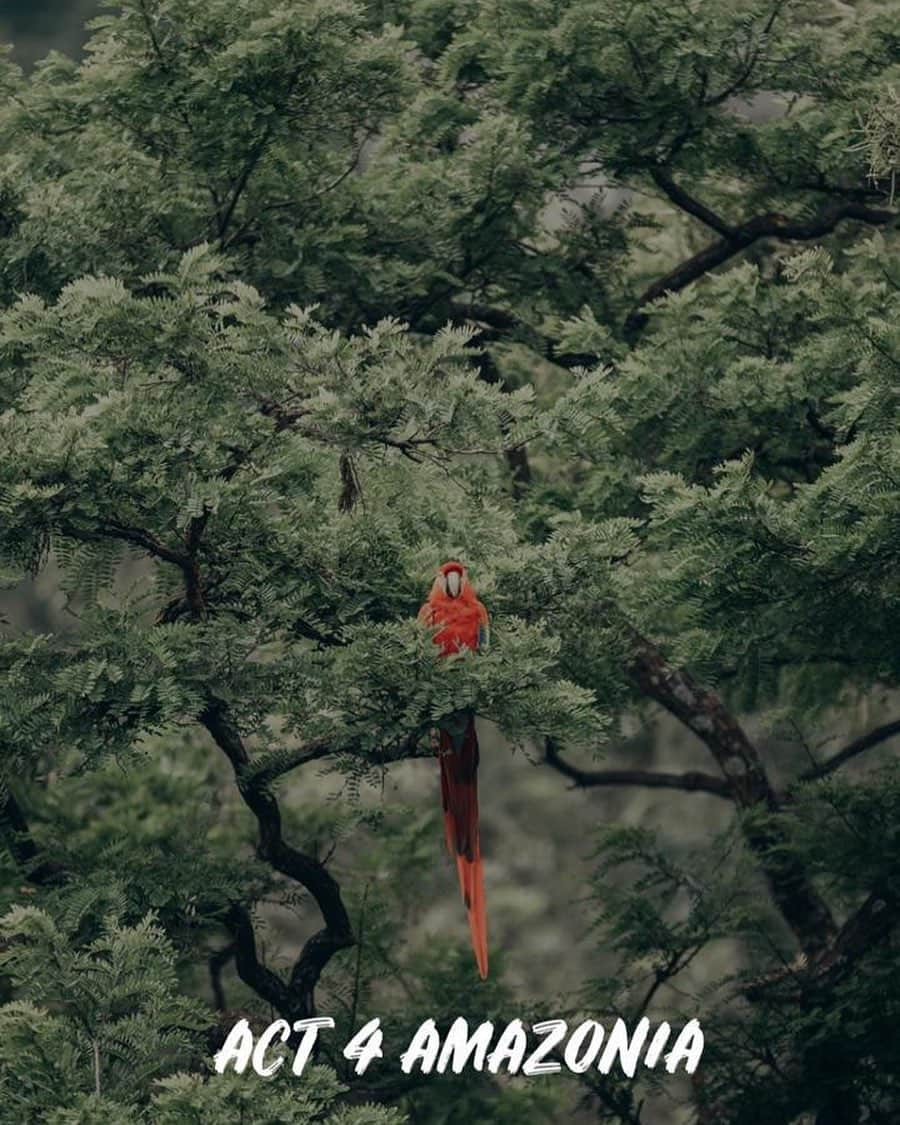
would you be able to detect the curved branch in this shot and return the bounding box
[60,520,205,615]
[544,738,732,799]
[245,729,430,788]
[224,904,291,1013]
[60,520,190,572]
[244,741,335,788]
[200,697,354,1020]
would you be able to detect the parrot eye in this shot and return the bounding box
[446,570,461,597]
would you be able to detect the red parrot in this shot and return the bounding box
[418,560,490,980]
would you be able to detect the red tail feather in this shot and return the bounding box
[439,717,488,979]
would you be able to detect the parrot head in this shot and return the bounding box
[437,559,466,599]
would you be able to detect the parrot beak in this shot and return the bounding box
[446,570,461,598]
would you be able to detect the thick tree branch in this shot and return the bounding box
[625,201,897,338]
[799,717,900,783]
[544,738,732,799]
[626,630,837,956]
[817,884,899,982]
[744,882,900,1005]
[626,632,779,807]
[649,168,734,237]
[200,697,355,1019]
[224,903,292,1013]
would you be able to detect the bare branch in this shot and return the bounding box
[799,718,900,782]
[744,882,900,1004]
[544,737,732,799]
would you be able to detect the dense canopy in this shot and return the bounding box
[1,2,899,1122]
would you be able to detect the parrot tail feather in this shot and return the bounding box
[439,718,488,979]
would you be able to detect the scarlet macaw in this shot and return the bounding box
[418,560,490,979]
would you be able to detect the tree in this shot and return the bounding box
[0,1,899,1122]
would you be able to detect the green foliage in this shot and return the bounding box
[0,908,210,1118]
[151,1066,405,1125]
[1,1,900,1123]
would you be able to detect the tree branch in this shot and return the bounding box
[445,300,595,370]
[60,520,190,572]
[200,697,355,1019]
[799,718,900,782]
[224,903,292,1013]
[243,741,335,789]
[60,519,205,614]
[544,738,732,799]
[625,629,837,956]
[816,883,899,982]
[625,201,897,338]
[649,167,734,237]
[744,881,900,1005]
[217,129,273,245]
[208,942,236,1012]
